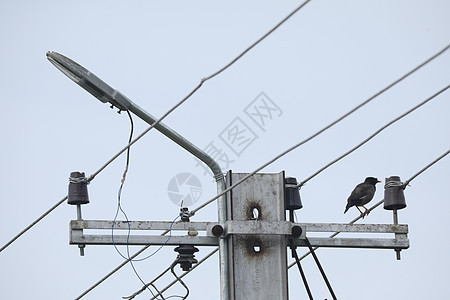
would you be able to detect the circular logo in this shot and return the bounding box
[167,173,202,207]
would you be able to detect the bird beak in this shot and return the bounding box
[378,180,382,183]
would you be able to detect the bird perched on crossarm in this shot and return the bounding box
[344,177,381,218]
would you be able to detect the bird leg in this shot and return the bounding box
[356,206,365,218]
[362,205,370,217]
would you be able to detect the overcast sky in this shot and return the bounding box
[1,1,450,299]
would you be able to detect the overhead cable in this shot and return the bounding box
[190,43,450,215]
[288,149,450,269]
[296,83,450,188]
[148,249,218,300]
[170,261,190,300]
[402,148,450,188]
[304,238,337,300]
[123,266,171,299]
[0,0,312,254]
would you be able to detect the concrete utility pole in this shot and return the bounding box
[69,171,409,299]
[225,172,288,299]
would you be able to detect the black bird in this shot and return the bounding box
[344,177,381,218]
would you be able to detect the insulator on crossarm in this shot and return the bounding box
[68,171,90,205]
[383,176,406,210]
[285,177,302,211]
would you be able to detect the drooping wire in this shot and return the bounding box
[170,261,190,300]
[125,248,218,300]
[110,111,157,299]
[110,111,178,300]
[112,110,134,261]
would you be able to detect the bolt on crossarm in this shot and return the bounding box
[47,51,230,300]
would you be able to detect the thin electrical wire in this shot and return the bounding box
[288,211,313,299]
[170,261,190,300]
[76,242,163,300]
[110,112,160,300]
[304,238,337,300]
[13,38,448,257]
[0,196,67,253]
[203,0,312,81]
[4,7,449,300]
[126,249,219,300]
[288,149,450,269]
[149,284,165,300]
[289,240,313,300]
[124,266,172,299]
[146,148,450,298]
[191,53,450,214]
[112,110,135,261]
[148,249,218,300]
[86,0,312,184]
[402,148,450,187]
[111,112,181,300]
[297,83,450,187]
[288,198,385,270]
[0,0,313,254]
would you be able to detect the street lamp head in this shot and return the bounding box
[46,51,130,111]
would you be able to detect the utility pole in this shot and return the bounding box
[225,172,288,299]
[49,51,410,300]
[69,171,409,299]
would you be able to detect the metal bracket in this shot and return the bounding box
[69,220,409,249]
[222,220,306,239]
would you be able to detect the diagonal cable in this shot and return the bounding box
[288,148,450,269]
[297,83,450,187]
[148,249,218,300]
[0,0,313,254]
[191,43,450,215]
[402,148,450,188]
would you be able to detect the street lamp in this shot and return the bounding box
[46,51,130,111]
[47,51,230,299]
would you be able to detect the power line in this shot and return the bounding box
[123,249,218,299]
[75,236,167,300]
[297,83,450,187]
[124,266,172,300]
[169,261,190,300]
[105,68,449,300]
[149,151,450,299]
[202,0,312,81]
[0,0,312,255]
[304,238,337,300]
[148,249,218,300]
[0,196,67,253]
[288,148,450,270]
[190,43,450,215]
[402,148,450,188]
[80,149,450,300]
